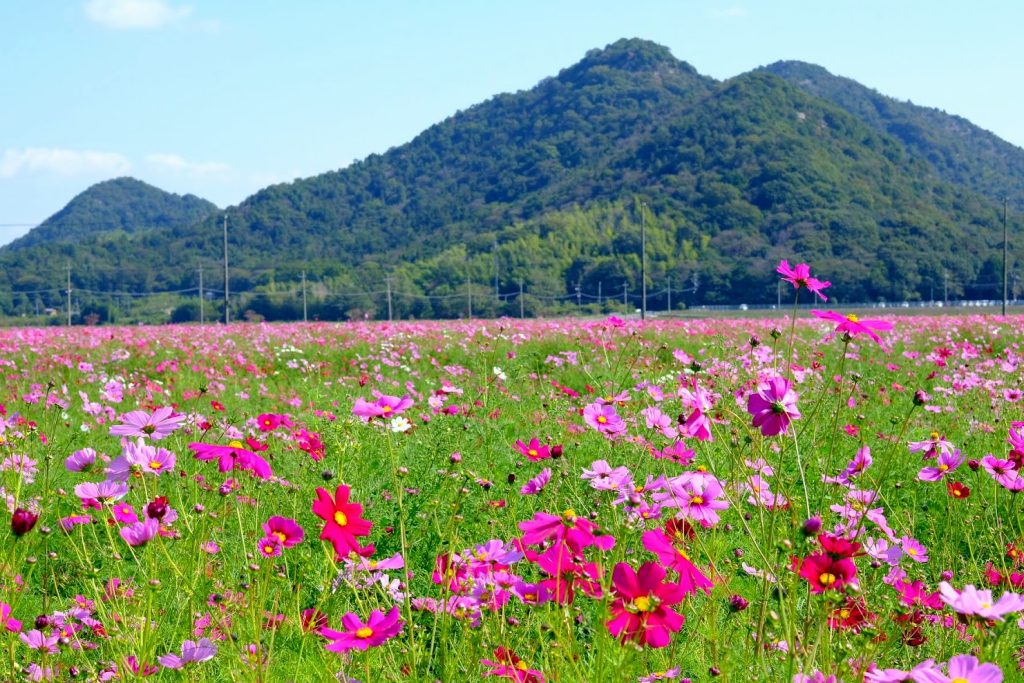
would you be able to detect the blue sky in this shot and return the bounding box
[1,1,1021,245]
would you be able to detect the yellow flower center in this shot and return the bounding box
[819,572,836,586]
[382,405,392,413]
[677,547,691,560]
[696,465,707,473]
[274,531,287,543]
[633,595,653,612]
[930,431,940,441]
[846,314,859,323]
[516,661,529,671]
[228,440,245,449]
[908,548,917,556]
[528,449,538,457]
[939,464,949,471]
[334,511,348,527]
[839,609,851,619]
[355,627,374,638]
[263,544,276,554]
[690,495,704,506]
[951,679,969,683]
[524,592,537,602]
[597,416,607,424]
[562,509,577,520]
[149,460,163,470]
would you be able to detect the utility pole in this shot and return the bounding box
[222,214,230,324]
[667,276,672,313]
[301,270,308,323]
[640,201,647,321]
[65,261,72,326]
[575,283,582,311]
[385,276,393,322]
[623,281,628,312]
[198,265,205,324]
[777,280,781,309]
[493,239,499,300]
[598,281,602,306]
[1003,197,1009,316]
[519,280,524,318]
[467,276,472,319]
[943,269,948,306]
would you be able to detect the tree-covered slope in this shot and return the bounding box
[0,40,1019,320]
[762,60,1024,212]
[7,177,218,251]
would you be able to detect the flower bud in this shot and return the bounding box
[913,389,929,407]
[551,445,563,459]
[11,508,38,537]
[801,515,822,537]
[729,594,749,612]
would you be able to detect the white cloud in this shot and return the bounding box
[84,0,191,29]
[0,148,131,178]
[145,153,230,175]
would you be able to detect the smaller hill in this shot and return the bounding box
[6,177,219,251]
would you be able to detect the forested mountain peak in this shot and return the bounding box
[7,177,218,252]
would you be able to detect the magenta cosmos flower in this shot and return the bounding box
[120,518,159,547]
[320,605,403,653]
[746,376,801,436]
[917,449,963,482]
[811,310,893,345]
[189,441,272,479]
[109,407,184,441]
[606,561,686,648]
[938,582,1024,621]
[514,437,550,461]
[777,260,831,302]
[262,516,304,548]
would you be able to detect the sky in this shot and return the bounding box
[1,0,1022,245]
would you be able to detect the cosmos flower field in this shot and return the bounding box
[2,267,1024,682]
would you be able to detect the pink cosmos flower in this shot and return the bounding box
[581,460,631,491]
[606,561,686,648]
[109,407,184,441]
[582,402,627,437]
[65,448,97,472]
[918,449,964,482]
[320,605,403,653]
[20,629,59,654]
[189,441,272,480]
[352,394,413,421]
[980,454,1023,490]
[914,655,1003,683]
[74,480,129,504]
[518,510,615,552]
[257,536,283,558]
[157,638,217,669]
[120,518,159,547]
[938,582,1024,621]
[811,310,893,345]
[678,380,714,441]
[520,468,551,495]
[777,260,831,301]
[746,376,800,437]
[641,407,678,439]
[900,536,929,563]
[262,516,304,548]
[654,473,729,527]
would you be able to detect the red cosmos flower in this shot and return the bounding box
[189,441,272,480]
[606,562,686,648]
[311,485,373,559]
[827,596,874,631]
[481,647,546,683]
[641,529,714,596]
[811,310,893,345]
[777,260,831,302]
[947,481,971,499]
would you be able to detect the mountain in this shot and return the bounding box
[761,60,1024,212]
[7,177,218,252]
[0,39,1019,321]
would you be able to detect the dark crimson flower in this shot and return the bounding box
[11,508,38,536]
[146,496,169,520]
[947,481,971,499]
